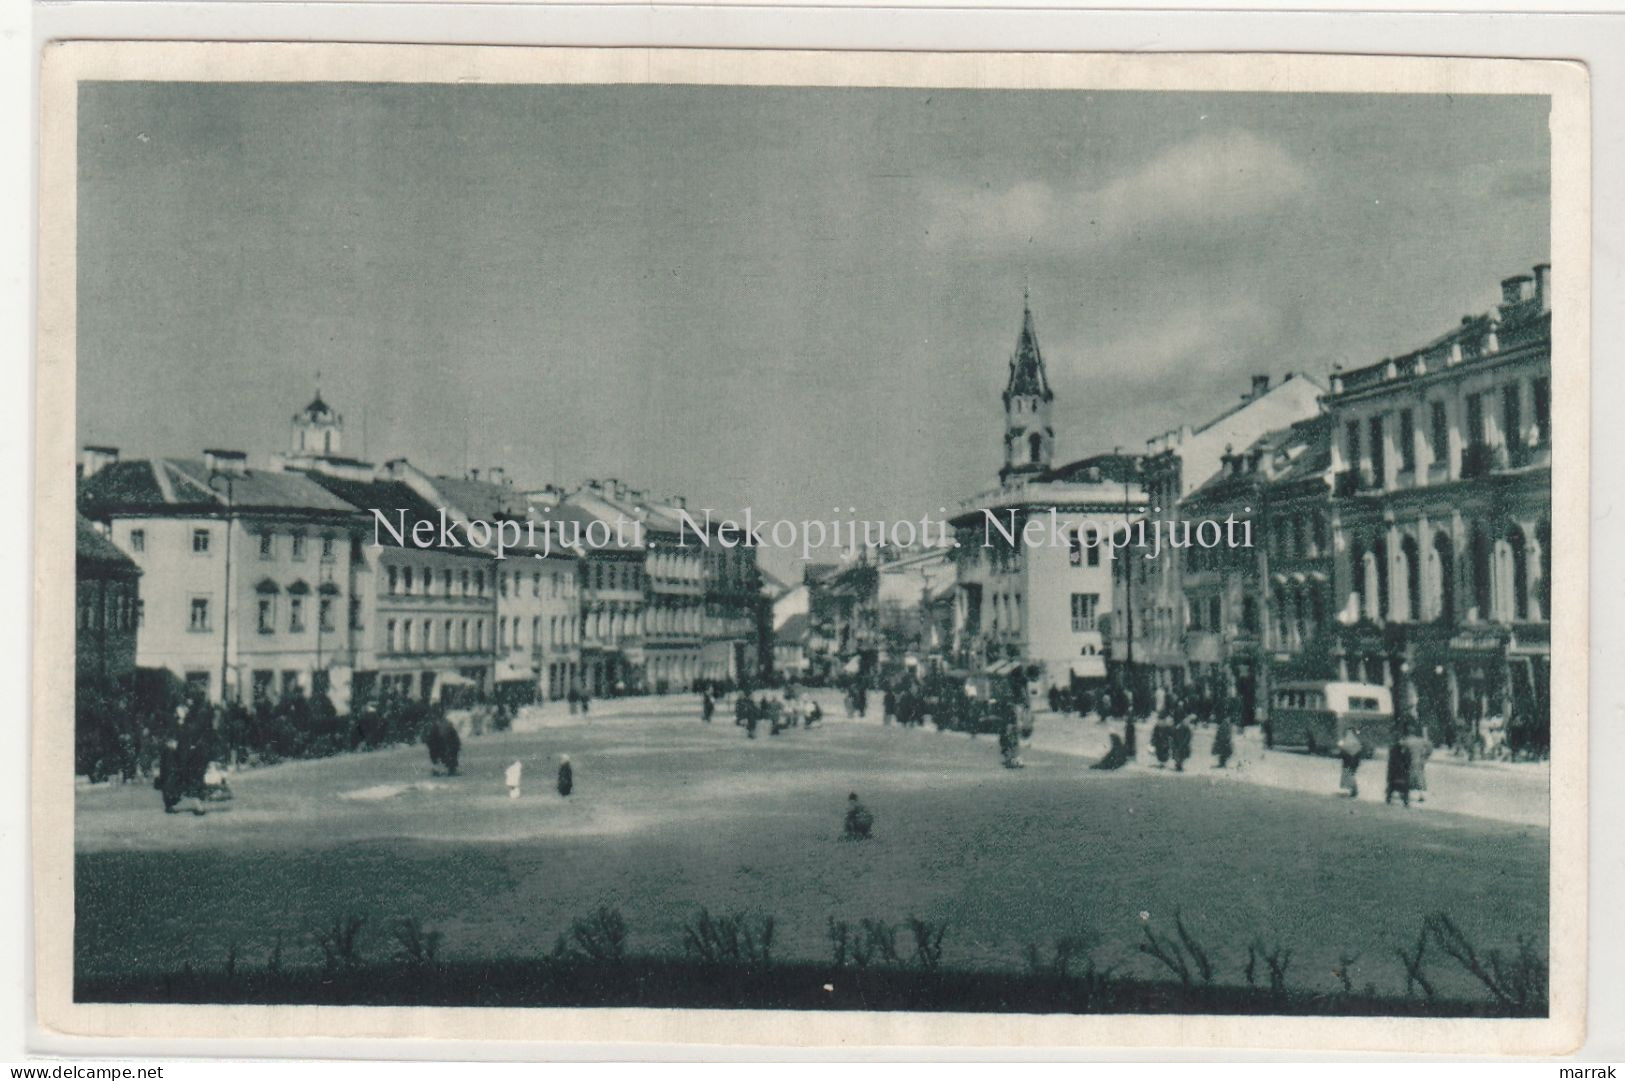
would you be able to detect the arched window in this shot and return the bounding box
[1028,432,1043,464]
[1401,535,1421,623]
[1432,532,1454,624]
[1508,526,1530,621]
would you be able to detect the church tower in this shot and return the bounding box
[1000,294,1055,483]
[291,387,343,458]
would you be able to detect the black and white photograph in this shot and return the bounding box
[35,44,1589,1051]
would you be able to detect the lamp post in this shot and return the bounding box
[209,470,236,704]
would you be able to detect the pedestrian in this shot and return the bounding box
[505,760,523,799]
[579,692,590,715]
[999,719,1025,769]
[1123,714,1138,760]
[1401,725,1432,804]
[567,686,579,715]
[1385,738,1412,807]
[883,688,897,727]
[1337,727,1364,798]
[856,686,868,718]
[1091,733,1129,771]
[1212,715,1234,769]
[843,792,874,839]
[426,715,461,775]
[1171,716,1193,772]
[557,754,573,797]
[1151,713,1171,768]
[1077,688,1095,720]
[702,690,715,723]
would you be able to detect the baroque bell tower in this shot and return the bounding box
[1000,292,1055,483]
[291,382,343,458]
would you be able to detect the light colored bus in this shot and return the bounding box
[1266,680,1392,757]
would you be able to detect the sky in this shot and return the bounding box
[75,83,1550,580]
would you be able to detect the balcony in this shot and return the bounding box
[1508,438,1552,470]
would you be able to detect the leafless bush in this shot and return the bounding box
[391,917,444,966]
[1396,927,1435,999]
[683,909,775,967]
[1246,937,1292,995]
[552,905,629,963]
[316,914,366,974]
[1137,911,1213,988]
[1424,912,1546,1014]
[1333,950,1361,994]
[853,919,901,969]
[906,917,948,971]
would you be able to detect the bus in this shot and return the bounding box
[1266,680,1392,757]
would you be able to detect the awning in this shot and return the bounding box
[987,659,1017,675]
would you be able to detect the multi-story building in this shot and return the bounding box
[951,300,1149,692]
[1174,413,1333,721]
[392,464,583,705]
[1109,372,1323,697]
[75,512,142,687]
[556,483,648,696]
[1325,264,1552,745]
[295,460,497,706]
[699,529,764,685]
[78,445,361,705]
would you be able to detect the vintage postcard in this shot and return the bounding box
[35,43,1589,1053]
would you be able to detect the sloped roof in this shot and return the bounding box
[1004,301,1054,402]
[297,473,464,551]
[76,515,138,573]
[775,612,811,644]
[80,459,356,516]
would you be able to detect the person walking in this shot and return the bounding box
[1123,714,1138,760]
[1091,733,1130,771]
[844,792,874,839]
[1211,714,1234,769]
[1337,727,1365,798]
[1401,725,1433,804]
[1384,737,1412,807]
[556,754,574,797]
[1171,715,1193,772]
[567,686,580,715]
[883,688,897,727]
[701,690,715,723]
[1151,712,1172,768]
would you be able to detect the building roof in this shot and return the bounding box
[76,515,139,574]
[1004,298,1054,403]
[296,473,471,551]
[1041,451,1143,486]
[1183,413,1332,505]
[80,458,357,517]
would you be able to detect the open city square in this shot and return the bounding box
[64,78,1558,1019]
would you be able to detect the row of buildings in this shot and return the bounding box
[76,396,766,711]
[942,265,1553,738]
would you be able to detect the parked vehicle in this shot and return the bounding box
[1266,680,1392,756]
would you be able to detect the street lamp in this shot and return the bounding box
[208,470,236,704]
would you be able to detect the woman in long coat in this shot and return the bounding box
[1211,715,1234,768]
[557,754,574,797]
[1385,738,1412,806]
[1171,717,1193,772]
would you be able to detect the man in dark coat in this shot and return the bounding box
[701,690,715,723]
[843,792,874,839]
[557,754,574,797]
[1123,715,1138,759]
[1151,713,1171,767]
[883,688,897,726]
[1385,739,1412,806]
[1212,716,1234,768]
[426,716,461,775]
[1171,716,1193,772]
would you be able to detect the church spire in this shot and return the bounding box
[1004,293,1053,405]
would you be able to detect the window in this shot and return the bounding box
[387,619,399,653]
[444,619,453,652]
[1532,377,1551,444]
[129,529,146,552]
[289,597,305,633]
[252,670,274,702]
[1398,409,1416,473]
[188,596,211,631]
[1068,530,1083,566]
[1208,597,1221,631]
[319,597,335,632]
[402,619,414,653]
[291,531,307,561]
[1466,392,1486,447]
[1368,415,1385,485]
[500,574,509,598]
[533,572,541,597]
[404,567,414,593]
[257,597,275,634]
[321,534,336,562]
[259,531,275,560]
[281,671,301,698]
[1070,593,1099,632]
[460,569,469,596]
[444,569,453,595]
[135,599,144,627]
[387,566,399,594]
[349,597,362,631]
[1430,401,1449,465]
[192,528,211,554]
[185,671,211,697]
[419,620,430,652]
[1502,384,1522,448]
[1345,420,1361,469]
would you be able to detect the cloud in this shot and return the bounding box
[928,129,1310,251]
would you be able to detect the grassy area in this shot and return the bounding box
[75,711,1549,1009]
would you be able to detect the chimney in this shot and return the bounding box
[79,445,119,479]
[670,494,687,511]
[468,468,481,481]
[1250,374,1271,399]
[487,466,506,487]
[202,448,248,477]
[1533,263,1551,313]
[1501,274,1534,308]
